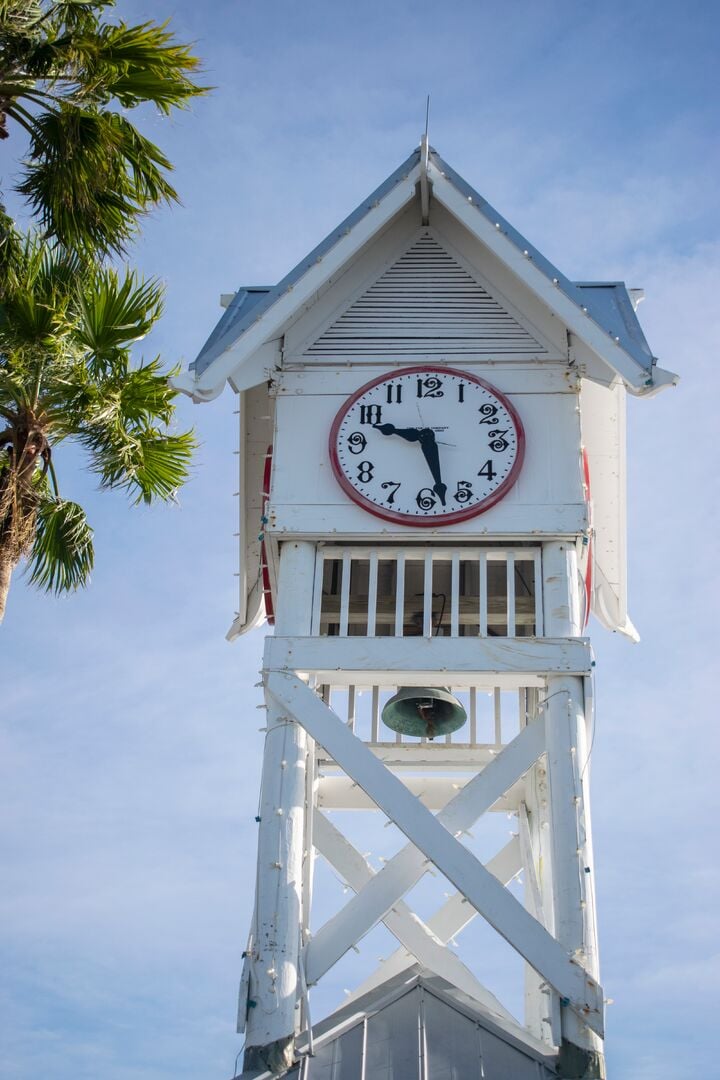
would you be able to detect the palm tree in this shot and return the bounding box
[0,0,206,256]
[0,228,195,621]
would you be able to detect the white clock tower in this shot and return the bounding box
[177,141,677,1079]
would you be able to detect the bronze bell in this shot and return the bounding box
[381,686,467,740]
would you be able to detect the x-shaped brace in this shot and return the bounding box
[314,810,520,1026]
[340,835,522,1006]
[266,671,604,1036]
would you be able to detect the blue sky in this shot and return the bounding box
[1,1,718,1077]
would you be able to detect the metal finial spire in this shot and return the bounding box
[420,95,431,225]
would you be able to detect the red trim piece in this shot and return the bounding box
[582,447,592,629]
[261,445,274,626]
[328,365,525,527]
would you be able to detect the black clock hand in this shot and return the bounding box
[373,423,422,442]
[417,429,446,506]
[374,424,447,506]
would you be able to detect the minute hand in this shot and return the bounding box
[417,429,447,506]
[374,424,447,506]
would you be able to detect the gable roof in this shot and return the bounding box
[239,965,558,1079]
[178,146,677,401]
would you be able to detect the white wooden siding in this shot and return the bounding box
[268,376,586,538]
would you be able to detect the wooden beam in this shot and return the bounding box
[518,802,545,924]
[305,700,546,987]
[316,774,519,812]
[313,812,517,1025]
[264,635,593,689]
[319,743,500,771]
[267,673,603,1034]
[345,837,522,1003]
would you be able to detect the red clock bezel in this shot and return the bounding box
[328,365,525,527]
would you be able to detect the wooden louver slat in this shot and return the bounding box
[305,232,547,357]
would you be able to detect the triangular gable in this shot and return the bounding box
[245,967,558,1078]
[175,145,677,401]
[303,231,548,359]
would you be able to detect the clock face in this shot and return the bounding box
[329,366,525,526]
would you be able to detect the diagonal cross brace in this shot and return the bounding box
[345,836,522,1004]
[267,671,604,1036]
[305,691,546,987]
[314,811,518,1027]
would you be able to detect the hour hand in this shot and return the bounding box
[374,423,421,442]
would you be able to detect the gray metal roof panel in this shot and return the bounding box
[575,282,653,360]
[194,287,272,370]
[192,149,422,376]
[428,148,655,374]
[238,967,558,1078]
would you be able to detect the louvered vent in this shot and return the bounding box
[305,232,546,357]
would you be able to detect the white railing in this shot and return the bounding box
[314,683,539,752]
[312,545,543,640]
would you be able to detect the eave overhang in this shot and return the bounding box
[174,150,422,401]
[176,146,678,402]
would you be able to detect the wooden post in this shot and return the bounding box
[522,688,561,1048]
[242,541,316,1076]
[542,541,605,1079]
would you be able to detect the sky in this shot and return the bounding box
[1,1,719,1077]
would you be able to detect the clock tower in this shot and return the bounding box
[177,142,676,1079]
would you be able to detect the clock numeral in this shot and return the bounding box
[347,431,367,455]
[478,459,497,482]
[417,376,444,398]
[479,403,499,424]
[386,384,402,404]
[360,404,383,425]
[453,481,473,504]
[458,383,465,403]
[416,487,437,510]
[488,428,510,452]
[381,480,401,505]
[357,460,375,483]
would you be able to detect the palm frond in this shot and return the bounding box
[72,20,207,112]
[111,113,176,205]
[125,429,195,503]
[81,413,195,503]
[16,105,146,254]
[74,268,163,362]
[0,235,80,358]
[2,2,207,255]
[27,494,94,592]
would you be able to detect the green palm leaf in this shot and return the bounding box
[1,1,207,255]
[27,495,94,593]
[74,269,164,361]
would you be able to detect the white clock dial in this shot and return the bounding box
[329,366,525,525]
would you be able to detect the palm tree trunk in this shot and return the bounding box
[0,554,13,623]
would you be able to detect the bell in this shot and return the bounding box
[382,687,467,740]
